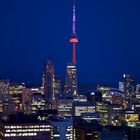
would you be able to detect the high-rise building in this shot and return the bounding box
[0,80,11,115]
[44,59,55,109]
[73,102,96,116]
[108,104,123,126]
[65,0,78,97]
[57,99,73,117]
[96,102,110,126]
[136,84,140,93]
[73,118,101,140]
[0,80,9,103]
[50,118,73,140]
[9,83,25,113]
[65,64,78,96]
[123,74,135,96]
[123,74,135,109]
[53,76,61,100]
[124,110,139,127]
[119,82,125,92]
[30,92,45,114]
[136,84,140,100]
[22,88,32,114]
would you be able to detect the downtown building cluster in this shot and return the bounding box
[0,1,140,140]
[0,74,140,139]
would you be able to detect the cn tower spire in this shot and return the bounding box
[72,0,76,35]
[69,0,78,65]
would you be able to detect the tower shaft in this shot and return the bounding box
[72,43,76,65]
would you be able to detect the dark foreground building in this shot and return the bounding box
[125,126,140,140]
[0,114,51,140]
[73,118,102,140]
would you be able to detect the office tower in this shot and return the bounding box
[65,64,77,96]
[22,88,32,114]
[136,84,140,93]
[30,92,45,114]
[53,76,61,100]
[57,99,73,117]
[108,104,123,126]
[123,74,135,109]
[65,0,78,97]
[0,80,11,115]
[50,118,73,140]
[136,84,140,100]
[123,74,135,95]
[112,93,124,106]
[73,102,96,116]
[42,72,45,93]
[81,112,101,123]
[96,102,110,126]
[119,82,125,92]
[44,59,55,109]
[124,110,139,127]
[73,118,101,140]
[73,95,87,102]
[97,85,111,103]
[0,80,9,102]
[9,83,25,113]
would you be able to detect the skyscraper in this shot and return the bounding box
[65,0,78,97]
[44,59,55,109]
[123,74,135,95]
[53,76,61,99]
[123,74,135,109]
[65,64,77,96]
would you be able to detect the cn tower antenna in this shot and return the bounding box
[72,0,76,35]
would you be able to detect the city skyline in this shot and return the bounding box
[0,0,140,84]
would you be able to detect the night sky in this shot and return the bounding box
[0,0,140,85]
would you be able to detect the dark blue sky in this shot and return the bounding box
[0,0,140,85]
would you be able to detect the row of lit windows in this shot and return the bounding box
[58,106,72,108]
[58,109,72,112]
[66,128,73,131]
[66,134,73,136]
[4,133,37,137]
[5,125,50,129]
[6,128,50,133]
[31,103,45,105]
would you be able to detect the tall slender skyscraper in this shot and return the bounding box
[44,59,55,109]
[123,74,135,109]
[65,0,78,97]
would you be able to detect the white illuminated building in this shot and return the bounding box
[73,102,96,116]
[0,122,51,139]
[57,99,73,117]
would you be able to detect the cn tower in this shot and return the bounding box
[64,0,78,97]
[69,0,78,65]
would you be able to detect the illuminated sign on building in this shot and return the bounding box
[125,114,139,122]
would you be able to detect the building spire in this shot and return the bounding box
[72,0,76,35]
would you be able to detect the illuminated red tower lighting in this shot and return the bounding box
[69,0,78,65]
